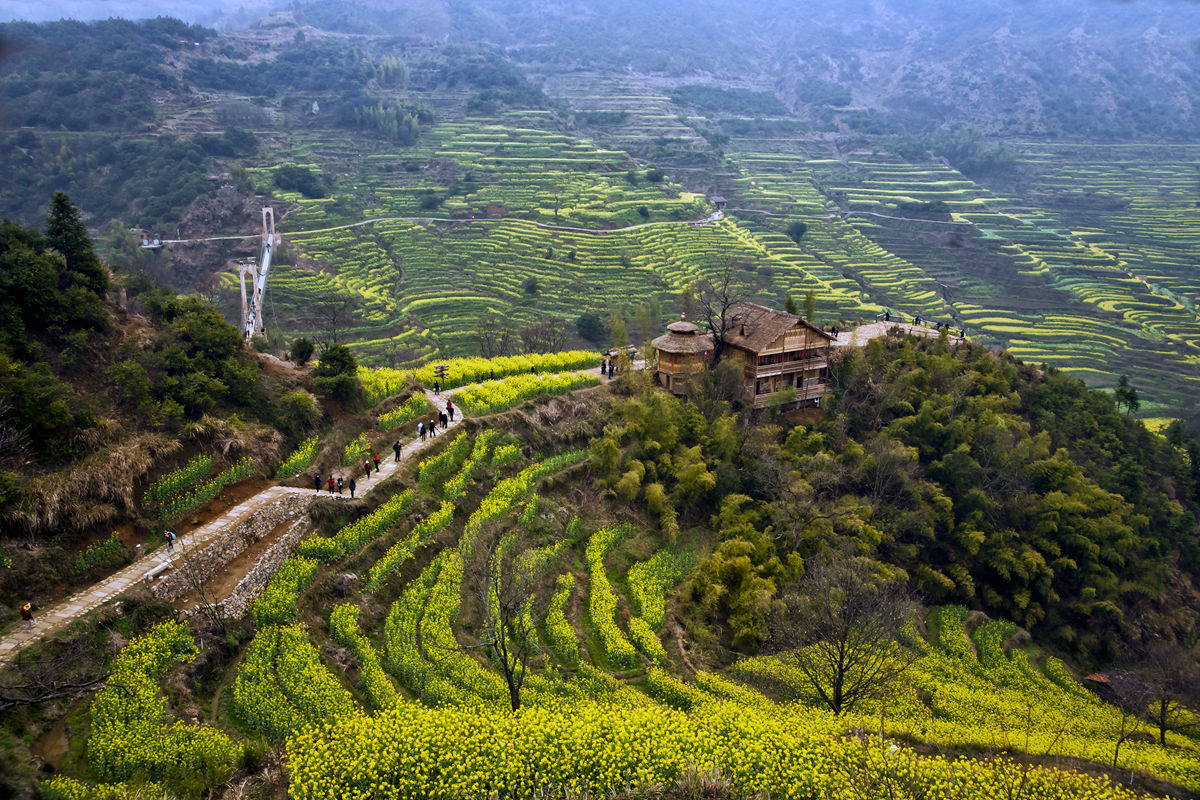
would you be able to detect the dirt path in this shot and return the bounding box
[0,390,463,662]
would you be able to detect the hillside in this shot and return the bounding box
[3,327,1199,798]
[0,197,318,628]
[2,5,1200,798]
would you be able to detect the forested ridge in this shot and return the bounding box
[589,339,1200,668]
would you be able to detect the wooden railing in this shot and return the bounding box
[657,360,706,376]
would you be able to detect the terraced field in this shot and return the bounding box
[231,118,1197,410]
[253,125,885,363]
[70,427,1200,799]
[790,154,1200,412]
[539,72,710,149]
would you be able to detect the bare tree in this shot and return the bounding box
[684,360,745,425]
[473,534,542,711]
[176,549,229,641]
[1105,673,1151,772]
[475,314,515,358]
[695,261,753,364]
[519,315,571,354]
[0,638,111,713]
[312,297,357,347]
[764,554,918,715]
[1130,641,1200,746]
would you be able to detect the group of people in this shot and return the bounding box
[13,393,469,647]
[600,358,620,379]
[310,398,460,496]
[314,470,359,498]
[418,399,456,441]
[878,311,966,339]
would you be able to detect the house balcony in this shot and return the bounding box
[748,378,830,408]
[745,355,828,380]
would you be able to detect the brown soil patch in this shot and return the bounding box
[255,351,311,383]
[173,515,305,612]
[176,477,272,532]
[31,717,69,769]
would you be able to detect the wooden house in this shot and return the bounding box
[652,303,832,407]
[723,303,833,407]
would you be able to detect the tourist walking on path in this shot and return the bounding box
[20,602,34,630]
[313,472,321,494]
[327,476,335,494]
[419,421,425,441]
[393,440,402,461]
[434,379,440,395]
[373,453,381,472]
[349,477,356,499]
[446,400,455,422]
[164,529,176,553]
[429,418,438,437]
[439,411,447,429]
[337,476,344,494]
[363,460,372,480]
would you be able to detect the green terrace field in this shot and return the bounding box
[1006,143,1200,350]
[277,215,852,361]
[727,153,956,321]
[252,126,885,363]
[291,123,710,229]
[235,120,1197,410]
[539,72,711,149]
[787,154,1200,413]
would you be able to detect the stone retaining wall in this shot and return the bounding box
[217,516,311,619]
[150,493,311,601]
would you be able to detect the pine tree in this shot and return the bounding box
[784,292,798,315]
[45,192,108,296]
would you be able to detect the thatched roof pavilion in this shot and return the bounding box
[652,316,713,394]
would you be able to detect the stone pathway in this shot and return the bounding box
[832,320,965,348]
[0,390,463,661]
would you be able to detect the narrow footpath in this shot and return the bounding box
[0,389,462,661]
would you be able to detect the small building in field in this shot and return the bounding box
[651,316,714,394]
[710,195,727,211]
[652,303,833,407]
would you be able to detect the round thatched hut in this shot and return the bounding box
[651,316,713,394]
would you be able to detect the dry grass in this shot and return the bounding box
[5,415,282,537]
[181,415,284,462]
[6,431,179,535]
[215,749,287,800]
